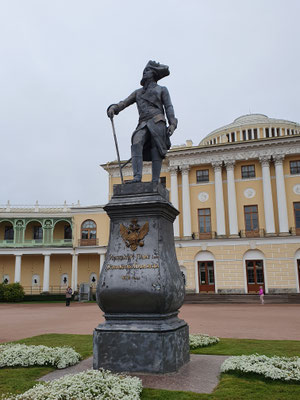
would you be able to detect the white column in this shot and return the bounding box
[245,130,249,140]
[170,166,180,237]
[181,165,192,237]
[42,253,50,292]
[212,162,226,236]
[263,127,266,138]
[100,253,105,275]
[225,161,239,237]
[14,254,22,283]
[251,128,254,139]
[71,253,78,291]
[274,155,289,234]
[257,127,260,139]
[260,157,275,235]
[284,127,288,136]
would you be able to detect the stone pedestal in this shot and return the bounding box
[93,182,189,373]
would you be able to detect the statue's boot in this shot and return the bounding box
[151,146,162,183]
[130,144,143,183]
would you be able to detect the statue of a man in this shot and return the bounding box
[107,60,178,183]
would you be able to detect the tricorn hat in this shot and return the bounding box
[140,60,170,86]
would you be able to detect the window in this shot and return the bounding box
[253,128,258,139]
[244,205,259,231]
[290,161,300,175]
[241,165,255,179]
[33,226,43,240]
[159,176,166,187]
[242,130,247,140]
[81,220,96,239]
[196,169,209,183]
[64,225,72,240]
[294,203,300,230]
[4,226,14,240]
[198,209,211,234]
[198,261,215,292]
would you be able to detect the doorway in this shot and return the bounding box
[246,260,264,293]
[198,261,215,292]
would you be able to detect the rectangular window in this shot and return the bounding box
[242,130,247,140]
[294,202,300,229]
[244,205,259,231]
[196,169,209,183]
[290,161,300,175]
[33,226,43,240]
[4,226,14,240]
[266,128,270,138]
[253,128,258,139]
[241,165,256,179]
[159,176,166,187]
[198,208,211,233]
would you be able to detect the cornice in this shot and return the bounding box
[167,137,300,167]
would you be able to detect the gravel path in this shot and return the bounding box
[1,303,300,342]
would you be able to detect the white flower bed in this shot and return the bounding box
[189,334,219,349]
[2,369,142,400]
[0,344,80,369]
[221,354,300,382]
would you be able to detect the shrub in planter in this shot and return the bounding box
[0,283,25,302]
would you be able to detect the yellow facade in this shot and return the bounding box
[1,113,300,296]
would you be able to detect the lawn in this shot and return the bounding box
[1,334,300,399]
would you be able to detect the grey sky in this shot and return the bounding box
[1,0,299,206]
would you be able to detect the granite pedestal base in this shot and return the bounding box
[93,312,190,374]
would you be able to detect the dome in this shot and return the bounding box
[199,114,300,146]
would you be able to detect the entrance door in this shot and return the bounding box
[246,260,264,293]
[198,261,215,292]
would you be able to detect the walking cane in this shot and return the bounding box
[109,117,124,184]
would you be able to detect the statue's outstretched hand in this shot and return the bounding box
[167,125,176,137]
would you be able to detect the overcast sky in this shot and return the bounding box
[1,0,299,206]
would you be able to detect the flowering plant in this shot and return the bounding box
[221,354,300,382]
[189,334,219,349]
[0,344,80,369]
[2,369,142,400]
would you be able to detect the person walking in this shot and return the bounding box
[259,286,264,305]
[65,286,72,307]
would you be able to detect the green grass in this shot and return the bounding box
[191,338,300,357]
[1,334,300,399]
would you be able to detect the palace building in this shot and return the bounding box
[1,114,300,295]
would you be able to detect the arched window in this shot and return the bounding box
[2,274,9,284]
[61,273,69,286]
[90,273,97,287]
[80,220,97,246]
[32,274,40,286]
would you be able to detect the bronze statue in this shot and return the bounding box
[107,60,178,183]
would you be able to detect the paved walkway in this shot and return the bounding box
[40,354,229,394]
[1,303,300,343]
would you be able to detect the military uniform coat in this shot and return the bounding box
[111,83,178,161]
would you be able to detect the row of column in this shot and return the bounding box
[170,155,289,238]
[14,253,106,291]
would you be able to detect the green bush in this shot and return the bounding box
[0,282,25,302]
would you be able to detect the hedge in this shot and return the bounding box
[0,283,25,302]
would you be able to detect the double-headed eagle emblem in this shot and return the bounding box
[120,219,149,251]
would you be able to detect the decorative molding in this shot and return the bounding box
[274,154,285,166]
[244,188,256,199]
[224,161,235,170]
[293,184,300,195]
[198,192,209,202]
[180,164,190,174]
[259,156,271,167]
